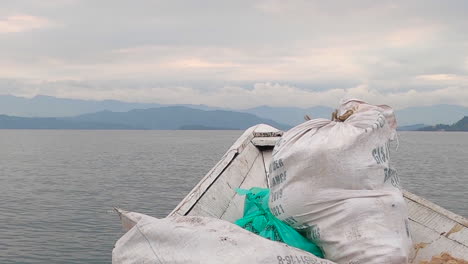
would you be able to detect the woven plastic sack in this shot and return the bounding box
[235,187,323,257]
[112,210,336,264]
[268,99,412,264]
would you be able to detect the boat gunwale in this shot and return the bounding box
[168,124,282,217]
[404,190,468,228]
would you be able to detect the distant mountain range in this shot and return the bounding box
[396,124,427,131]
[244,104,468,127]
[0,106,289,130]
[1,95,468,129]
[418,116,468,131]
[0,95,225,117]
[394,104,468,127]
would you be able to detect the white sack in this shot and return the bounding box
[112,210,336,264]
[268,99,412,264]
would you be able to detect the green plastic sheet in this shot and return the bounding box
[235,187,323,258]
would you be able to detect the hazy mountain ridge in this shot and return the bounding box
[1,95,468,127]
[0,106,289,130]
[69,106,289,130]
[394,104,468,126]
[244,105,468,127]
[397,124,427,131]
[0,95,164,117]
[418,116,468,131]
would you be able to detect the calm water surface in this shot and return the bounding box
[0,130,466,263]
[392,132,467,217]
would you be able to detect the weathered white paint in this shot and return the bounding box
[404,190,468,262]
[188,142,260,218]
[114,208,141,232]
[220,152,268,222]
[169,124,278,217]
[409,220,468,262]
[168,124,468,261]
[404,190,468,228]
[251,136,279,147]
[252,125,283,137]
[261,150,272,177]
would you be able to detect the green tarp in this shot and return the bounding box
[235,187,323,258]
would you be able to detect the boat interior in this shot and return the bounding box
[169,124,468,262]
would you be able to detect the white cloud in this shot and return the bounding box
[3,80,467,110]
[0,44,364,82]
[1,1,468,108]
[414,74,468,89]
[0,15,50,33]
[385,25,441,47]
[415,74,465,82]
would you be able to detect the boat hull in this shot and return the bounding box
[169,124,468,262]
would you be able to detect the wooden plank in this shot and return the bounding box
[168,148,237,216]
[407,198,456,233]
[405,198,468,248]
[262,150,273,188]
[409,220,468,262]
[220,153,269,222]
[251,136,280,147]
[252,124,283,137]
[404,190,468,261]
[187,142,260,218]
[169,124,281,217]
[448,224,468,245]
[404,190,468,227]
[404,190,467,247]
[261,149,272,176]
[169,125,258,216]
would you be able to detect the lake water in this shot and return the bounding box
[0,130,466,263]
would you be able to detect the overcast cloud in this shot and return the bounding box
[1,0,467,109]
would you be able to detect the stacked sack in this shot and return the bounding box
[268,99,412,264]
[112,210,337,264]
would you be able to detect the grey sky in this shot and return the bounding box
[1,0,467,109]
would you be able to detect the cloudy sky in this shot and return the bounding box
[1,0,468,109]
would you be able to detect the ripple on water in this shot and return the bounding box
[0,130,466,263]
